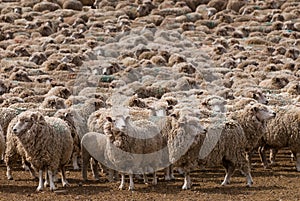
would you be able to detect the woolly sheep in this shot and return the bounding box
[4,116,36,180]
[54,108,86,170]
[228,103,276,162]
[233,88,269,105]
[81,132,117,182]
[161,111,207,189]
[46,86,71,99]
[103,114,165,190]
[39,95,67,110]
[258,105,300,170]
[7,111,73,191]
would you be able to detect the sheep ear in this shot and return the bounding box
[106,116,113,122]
[31,113,38,122]
[201,100,208,106]
[170,113,177,118]
[125,115,130,123]
[252,106,259,113]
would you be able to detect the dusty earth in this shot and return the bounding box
[1,150,300,201]
[0,0,299,200]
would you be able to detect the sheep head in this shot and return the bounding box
[252,90,269,105]
[13,111,45,135]
[250,103,276,123]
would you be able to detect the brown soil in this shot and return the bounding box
[1,150,299,201]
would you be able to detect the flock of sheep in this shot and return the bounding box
[0,0,299,193]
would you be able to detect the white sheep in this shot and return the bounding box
[4,116,37,180]
[228,103,276,163]
[7,111,73,191]
[103,114,165,190]
[54,108,86,170]
[198,119,253,187]
[258,105,300,170]
[161,111,207,189]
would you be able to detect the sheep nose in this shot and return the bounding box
[13,128,17,133]
[203,129,207,133]
[265,100,269,105]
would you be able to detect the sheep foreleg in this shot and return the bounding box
[119,174,125,190]
[129,174,135,191]
[182,171,191,190]
[61,166,69,187]
[47,170,56,191]
[36,170,44,191]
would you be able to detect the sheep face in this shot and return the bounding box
[252,91,268,105]
[13,112,44,135]
[251,104,276,123]
[106,115,128,133]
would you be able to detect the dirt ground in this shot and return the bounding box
[1,150,300,201]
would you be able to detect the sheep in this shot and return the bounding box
[4,116,37,180]
[103,114,165,190]
[228,103,276,163]
[32,2,61,12]
[39,95,67,110]
[258,105,300,171]
[45,86,71,99]
[161,111,207,189]
[80,132,118,182]
[0,125,5,161]
[63,0,83,11]
[0,108,23,138]
[198,117,253,187]
[54,108,86,171]
[233,88,269,105]
[7,111,73,191]
[259,75,289,90]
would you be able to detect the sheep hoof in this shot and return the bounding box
[246,183,253,188]
[128,186,134,191]
[182,185,190,190]
[50,186,57,191]
[221,181,229,186]
[36,186,43,192]
[62,181,70,187]
[7,177,13,180]
[118,185,125,190]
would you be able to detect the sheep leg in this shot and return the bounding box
[258,145,270,169]
[182,171,191,190]
[119,174,125,190]
[47,170,56,191]
[44,170,49,187]
[91,158,100,181]
[269,149,278,165]
[221,159,235,186]
[6,165,13,180]
[164,165,175,181]
[143,173,149,184]
[81,147,90,181]
[240,164,253,187]
[36,170,44,191]
[294,152,300,172]
[72,153,80,170]
[108,168,116,182]
[152,172,157,185]
[4,149,14,180]
[61,166,69,187]
[24,160,37,179]
[128,173,135,191]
